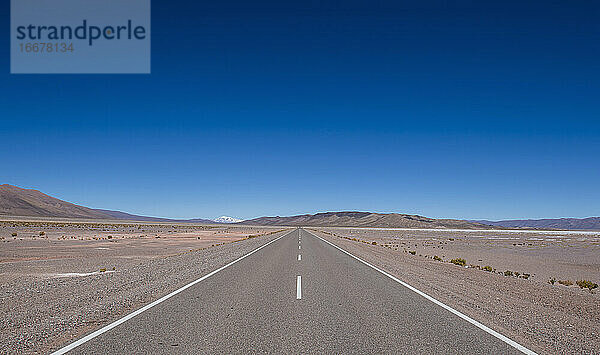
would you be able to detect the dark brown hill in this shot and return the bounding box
[0,184,214,223]
[0,184,113,219]
[241,211,492,229]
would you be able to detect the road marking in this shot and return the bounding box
[50,229,295,355]
[299,245,301,250]
[298,254,301,261]
[306,230,537,355]
[297,275,302,299]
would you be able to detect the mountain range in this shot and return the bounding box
[241,211,492,229]
[474,218,600,230]
[1,184,598,230]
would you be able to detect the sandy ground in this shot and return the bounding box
[0,220,278,282]
[319,227,600,286]
[311,228,600,354]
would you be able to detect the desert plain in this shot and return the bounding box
[0,219,279,280]
[1,219,599,354]
[319,226,600,284]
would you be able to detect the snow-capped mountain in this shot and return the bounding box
[213,216,243,223]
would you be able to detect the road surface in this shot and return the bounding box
[55,228,532,354]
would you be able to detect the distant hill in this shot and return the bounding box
[241,211,493,229]
[0,184,114,219]
[475,218,600,230]
[0,184,214,223]
[94,209,214,224]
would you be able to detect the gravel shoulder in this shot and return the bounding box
[0,229,289,354]
[311,229,600,355]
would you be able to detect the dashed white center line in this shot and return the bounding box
[298,254,301,261]
[299,245,301,250]
[296,276,302,299]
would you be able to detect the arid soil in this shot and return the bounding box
[0,220,277,280]
[0,219,287,354]
[319,227,600,285]
[311,228,600,355]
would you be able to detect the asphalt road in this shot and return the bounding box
[61,228,528,354]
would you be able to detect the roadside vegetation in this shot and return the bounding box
[450,258,466,266]
[546,278,598,293]
[576,280,598,292]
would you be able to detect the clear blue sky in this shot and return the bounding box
[1,1,599,220]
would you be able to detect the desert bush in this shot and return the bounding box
[521,273,530,279]
[576,280,598,291]
[450,258,466,266]
[504,270,513,277]
[99,268,106,272]
[433,255,442,261]
[558,280,573,286]
[39,231,45,236]
[11,232,17,237]
[372,241,377,245]
[548,277,556,285]
[482,265,493,272]
[409,250,416,255]
[514,272,520,277]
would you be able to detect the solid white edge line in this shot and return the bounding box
[50,229,295,355]
[296,275,302,299]
[305,229,537,355]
